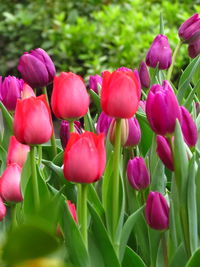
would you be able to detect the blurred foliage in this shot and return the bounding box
[0,0,199,81]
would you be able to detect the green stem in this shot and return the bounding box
[112,119,122,241]
[30,146,39,210]
[69,121,74,133]
[42,87,57,157]
[38,145,42,166]
[167,41,182,82]
[162,232,169,267]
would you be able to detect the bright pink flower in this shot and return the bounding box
[21,83,36,99]
[0,197,6,221]
[67,200,78,223]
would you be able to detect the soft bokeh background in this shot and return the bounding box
[0,0,199,81]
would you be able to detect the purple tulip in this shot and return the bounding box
[18,48,56,88]
[180,106,198,147]
[156,135,174,171]
[127,157,150,190]
[188,38,200,58]
[138,61,150,88]
[146,34,172,70]
[96,112,113,136]
[145,191,169,231]
[146,81,181,135]
[178,13,200,43]
[60,120,82,149]
[89,74,102,94]
[0,76,24,111]
[124,117,141,147]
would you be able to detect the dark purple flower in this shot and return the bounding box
[96,112,113,136]
[138,61,150,88]
[156,135,174,171]
[60,120,82,149]
[124,117,141,147]
[188,38,200,58]
[89,74,102,94]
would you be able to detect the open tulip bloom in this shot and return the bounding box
[1,13,200,267]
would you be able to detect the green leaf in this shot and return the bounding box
[0,145,7,174]
[122,246,146,267]
[159,12,164,35]
[184,79,200,111]
[88,184,105,220]
[186,247,200,267]
[84,110,96,132]
[0,101,13,132]
[21,153,31,195]
[170,243,187,267]
[89,90,101,112]
[88,203,120,267]
[2,224,59,265]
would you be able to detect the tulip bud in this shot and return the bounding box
[127,157,150,190]
[146,81,181,135]
[60,120,82,149]
[145,191,169,230]
[51,72,90,120]
[0,163,23,202]
[89,74,102,94]
[195,102,200,116]
[180,106,198,147]
[138,61,150,88]
[96,112,113,136]
[7,136,30,167]
[109,119,129,146]
[156,135,174,171]
[0,197,6,221]
[188,38,200,58]
[21,83,36,99]
[178,14,200,43]
[18,48,56,88]
[139,100,146,112]
[0,76,24,111]
[64,132,106,183]
[124,117,141,147]
[67,200,78,223]
[146,34,172,70]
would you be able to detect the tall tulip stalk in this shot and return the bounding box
[0,14,200,267]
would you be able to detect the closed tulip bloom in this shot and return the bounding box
[124,117,141,147]
[0,76,24,111]
[14,95,53,145]
[18,48,56,88]
[96,112,113,136]
[127,157,150,190]
[138,61,150,88]
[188,38,200,58]
[0,197,6,221]
[64,132,106,183]
[0,163,23,202]
[7,136,30,167]
[67,200,78,223]
[101,70,140,118]
[60,120,82,149]
[21,83,36,99]
[145,191,169,230]
[146,81,181,135]
[89,74,102,94]
[178,14,200,43]
[109,119,129,146]
[180,106,198,147]
[51,72,90,120]
[146,34,172,70]
[156,135,174,171]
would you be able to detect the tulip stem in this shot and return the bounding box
[112,119,122,243]
[162,232,169,267]
[42,87,57,157]
[69,121,74,133]
[79,184,88,250]
[30,146,39,210]
[167,41,182,82]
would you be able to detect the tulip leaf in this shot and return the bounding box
[184,79,200,111]
[88,184,105,221]
[2,224,59,265]
[84,110,96,132]
[88,203,120,267]
[21,153,31,195]
[89,234,105,267]
[195,159,200,238]
[170,243,187,267]
[122,246,146,267]
[0,101,13,132]
[0,145,7,174]
[186,247,200,267]
[89,90,101,112]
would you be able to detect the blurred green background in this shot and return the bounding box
[0,0,200,80]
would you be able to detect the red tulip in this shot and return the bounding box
[67,200,78,223]
[0,197,6,221]
[101,70,140,118]
[14,95,53,145]
[7,136,30,167]
[64,132,106,183]
[51,72,90,120]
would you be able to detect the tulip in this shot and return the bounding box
[146,34,172,70]
[145,191,169,230]
[124,117,141,147]
[64,132,106,183]
[139,100,146,112]
[138,61,150,88]
[180,106,198,147]
[101,70,140,118]
[14,95,53,145]
[67,200,78,223]
[109,119,129,146]
[21,83,36,99]
[0,163,23,202]
[127,157,150,190]
[96,112,113,136]
[18,48,56,88]
[7,136,30,167]
[146,81,181,135]
[0,197,6,221]
[156,135,174,171]
[117,66,132,72]
[188,38,200,58]
[51,72,90,120]
[0,76,24,111]
[178,13,200,43]
[89,74,102,94]
[60,120,82,149]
